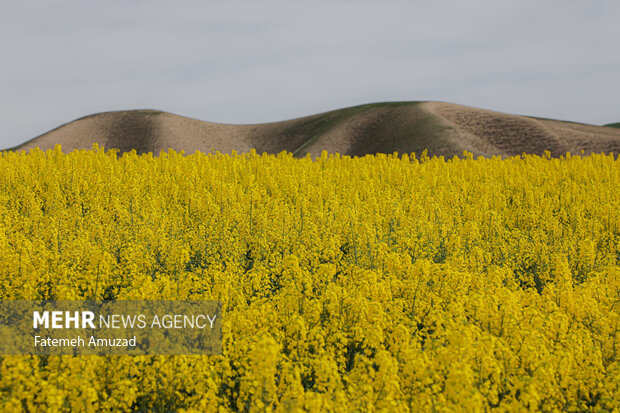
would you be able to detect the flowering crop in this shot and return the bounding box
[0,145,619,411]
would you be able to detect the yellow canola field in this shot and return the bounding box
[0,146,619,411]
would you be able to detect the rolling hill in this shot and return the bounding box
[6,102,620,158]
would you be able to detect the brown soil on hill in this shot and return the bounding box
[7,102,620,158]
[425,102,620,157]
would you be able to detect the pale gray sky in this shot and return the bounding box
[1,0,619,149]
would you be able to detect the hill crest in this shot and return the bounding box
[7,102,620,158]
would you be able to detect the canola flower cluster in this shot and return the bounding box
[0,145,619,411]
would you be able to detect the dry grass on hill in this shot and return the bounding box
[8,102,620,158]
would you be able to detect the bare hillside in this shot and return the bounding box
[7,102,620,158]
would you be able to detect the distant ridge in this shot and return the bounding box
[7,102,620,158]
[605,122,620,129]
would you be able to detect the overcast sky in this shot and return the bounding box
[1,0,619,149]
